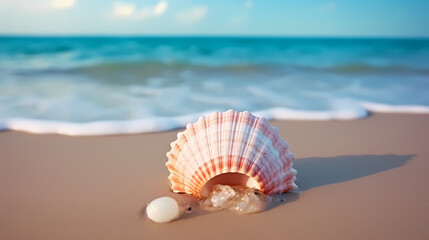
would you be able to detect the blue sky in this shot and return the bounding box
[0,0,428,37]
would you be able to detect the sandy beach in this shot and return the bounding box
[0,113,428,240]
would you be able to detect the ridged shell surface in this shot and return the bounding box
[166,110,297,197]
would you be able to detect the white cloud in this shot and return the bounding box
[113,2,136,18]
[113,1,168,20]
[153,0,168,15]
[51,0,75,9]
[0,0,75,11]
[244,1,253,10]
[176,6,207,23]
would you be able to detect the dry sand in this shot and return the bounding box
[0,113,428,240]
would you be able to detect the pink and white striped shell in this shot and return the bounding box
[166,110,297,198]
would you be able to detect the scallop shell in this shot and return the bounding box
[166,110,297,198]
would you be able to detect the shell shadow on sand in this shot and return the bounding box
[267,154,414,210]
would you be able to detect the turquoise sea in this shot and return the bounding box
[0,36,428,135]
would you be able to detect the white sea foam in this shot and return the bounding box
[1,102,428,136]
[0,111,211,136]
[361,102,429,114]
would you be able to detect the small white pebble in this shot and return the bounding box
[146,197,180,223]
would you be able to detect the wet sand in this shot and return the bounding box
[0,113,428,240]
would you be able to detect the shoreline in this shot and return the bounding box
[2,104,429,136]
[0,113,428,239]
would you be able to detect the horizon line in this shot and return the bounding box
[0,33,428,40]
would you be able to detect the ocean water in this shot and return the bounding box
[0,36,428,135]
